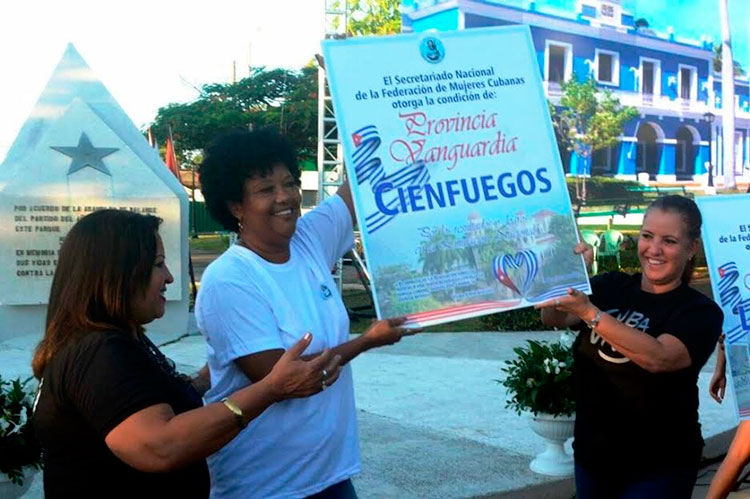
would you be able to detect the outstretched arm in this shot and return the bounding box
[708,421,750,499]
[336,181,356,225]
[104,334,341,473]
[235,317,421,383]
[710,334,727,403]
[536,288,691,373]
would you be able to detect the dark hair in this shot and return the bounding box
[644,195,702,284]
[199,129,300,231]
[32,210,162,379]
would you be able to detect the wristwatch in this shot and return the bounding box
[584,309,604,331]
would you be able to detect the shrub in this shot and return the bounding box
[480,306,555,332]
[500,334,576,416]
[0,376,42,485]
[565,177,642,202]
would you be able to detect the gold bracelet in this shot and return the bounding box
[221,397,248,429]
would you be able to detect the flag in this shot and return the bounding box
[146,127,158,150]
[164,136,179,178]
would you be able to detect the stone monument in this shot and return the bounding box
[0,44,190,343]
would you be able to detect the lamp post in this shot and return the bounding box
[703,111,716,187]
[191,165,198,238]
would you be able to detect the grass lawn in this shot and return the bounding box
[189,234,230,253]
[576,224,642,232]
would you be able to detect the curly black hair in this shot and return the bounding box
[199,129,300,231]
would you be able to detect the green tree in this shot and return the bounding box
[549,77,638,200]
[418,227,464,275]
[713,45,745,76]
[150,65,318,165]
[334,0,401,36]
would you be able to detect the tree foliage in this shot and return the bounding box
[549,77,637,200]
[550,77,638,158]
[335,0,401,36]
[713,45,745,76]
[150,64,318,165]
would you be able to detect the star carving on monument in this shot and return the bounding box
[50,132,118,176]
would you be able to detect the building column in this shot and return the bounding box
[695,144,709,175]
[570,150,584,175]
[617,140,637,178]
[658,141,676,182]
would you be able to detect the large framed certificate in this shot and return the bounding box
[323,26,590,326]
[697,194,750,420]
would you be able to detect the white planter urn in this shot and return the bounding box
[527,412,575,477]
[0,468,35,499]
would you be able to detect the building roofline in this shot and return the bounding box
[406,0,713,61]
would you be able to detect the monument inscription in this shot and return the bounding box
[0,44,189,339]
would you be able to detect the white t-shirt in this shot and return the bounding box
[195,195,358,499]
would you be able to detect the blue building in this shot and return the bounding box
[403,0,750,184]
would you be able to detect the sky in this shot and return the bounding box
[0,0,747,162]
[528,0,750,58]
[0,0,326,161]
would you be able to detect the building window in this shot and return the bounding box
[545,41,572,91]
[595,49,619,86]
[601,4,614,17]
[675,127,695,175]
[642,62,654,94]
[592,147,614,173]
[639,58,661,105]
[678,65,697,101]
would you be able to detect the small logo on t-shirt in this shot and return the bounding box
[590,308,650,364]
[320,284,332,300]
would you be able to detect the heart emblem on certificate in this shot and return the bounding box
[492,250,539,297]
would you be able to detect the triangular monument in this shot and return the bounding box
[0,44,189,342]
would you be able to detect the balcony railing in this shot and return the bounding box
[542,80,725,116]
[546,81,563,97]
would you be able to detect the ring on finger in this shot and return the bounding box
[322,368,329,379]
[322,380,327,391]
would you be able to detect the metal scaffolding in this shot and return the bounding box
[317,0,348,289]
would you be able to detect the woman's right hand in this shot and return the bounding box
[265,333,342,401]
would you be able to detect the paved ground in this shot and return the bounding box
[4,242,746,497]
[3,325,743,498]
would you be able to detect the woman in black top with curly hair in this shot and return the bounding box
[537,195,723,499]
[32,209,341,498]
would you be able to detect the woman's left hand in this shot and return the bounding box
[363,317,422,349]
[710,369,727,404]
[534,287,597,322]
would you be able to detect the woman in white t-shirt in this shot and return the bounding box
[196,129,419,499]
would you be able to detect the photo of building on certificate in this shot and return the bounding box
[324,26,590,326]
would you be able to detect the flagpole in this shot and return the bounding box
[191,158,197,239]
[169,124,197,239]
